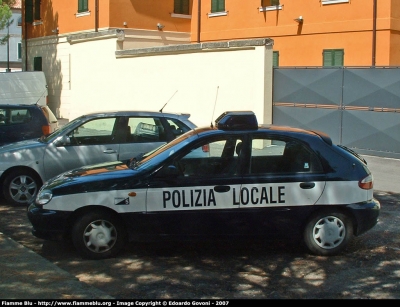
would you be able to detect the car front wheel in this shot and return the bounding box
[303,210,353,256]
[3,169,41,206]
[72,211,127,260]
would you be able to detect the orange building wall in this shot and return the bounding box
[23,0,400,66]
[190,0,400,66]
[109,0,192,32]
[23,0,191,38]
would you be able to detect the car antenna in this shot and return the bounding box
[34,86,48,105]
[210,86,219,128]
[159,90,178,113]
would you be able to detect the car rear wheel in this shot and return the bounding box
[304,210,353,256]
[72,211,127,260]
[3,169,41,206]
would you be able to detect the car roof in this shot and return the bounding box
[0,103,42,108]
[188,123,333,146]
[76,110,191,119]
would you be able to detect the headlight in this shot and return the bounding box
[36,189,53,205]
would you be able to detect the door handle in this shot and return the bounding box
[300,182,315,189]
[103,149,117,154]
[214,185,231,193]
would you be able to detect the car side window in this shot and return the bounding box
[0,109,6,124]
[176,137,243,177]
[165,118,191,138]
[250,137,323,174]
[127,117,167,143]
[7,108,31,124]
[68,117,116,145]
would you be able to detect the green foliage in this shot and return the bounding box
[0,0,16,45]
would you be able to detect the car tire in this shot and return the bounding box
[3,169,41,206]
[303,210,353,256]
[72,211,127,260]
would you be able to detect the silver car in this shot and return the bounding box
[0,110,197,206]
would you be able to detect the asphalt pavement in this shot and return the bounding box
[0,153,398,300]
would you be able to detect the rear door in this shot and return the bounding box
[237,134,326,236]
[118,116,167,162]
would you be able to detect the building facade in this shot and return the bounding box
[20,0,400,120]
[0,0,22,72]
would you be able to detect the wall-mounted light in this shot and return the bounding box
[294,16,303,23]
[157,23,165,30]
[123,21,127,26]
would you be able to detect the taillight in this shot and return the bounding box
[42,125,51,135]
[359,174,373,190]
[202,144,209,152]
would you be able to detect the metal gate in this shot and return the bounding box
[272,67,400,159]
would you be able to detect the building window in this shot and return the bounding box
[17,42,22,60]
[78,0,89,13]
[211,0,225,13]
[323,49,344,67]
[34,57,42,71]
[174,0,190,15]
[261,0,280,6]
[24,0,41,25]
[34,0,41,20]
[260,0,282,12]
[273,51,279,67]
[17,16,22,26]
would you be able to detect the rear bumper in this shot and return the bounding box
[347,198,381,236]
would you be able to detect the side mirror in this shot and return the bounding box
[55,135,71,146]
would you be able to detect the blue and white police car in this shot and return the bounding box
[27,111,380,260]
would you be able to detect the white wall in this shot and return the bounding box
[27,33,273,128]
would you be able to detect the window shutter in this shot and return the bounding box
[174,0,180,13]
[211,0,218,12]
[18,43,22,60]
[334,50,344,66]
[78,0,88,13]
[273,51,279,67]
[220,0,225,11]
[174,0,189,14]
[323,50,333,66]
[34,0,41,20]
[182,0,189,14]
[25,0,34,23]
[212,0,225,13]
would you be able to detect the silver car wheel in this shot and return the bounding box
[312,216,345,249]
[9,174,38,204]
[83,219,117,253]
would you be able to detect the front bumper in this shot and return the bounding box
[27,203,72,241]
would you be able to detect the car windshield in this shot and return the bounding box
[39,116,85,143]
[130,129,197,171]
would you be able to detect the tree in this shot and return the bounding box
[0,0,16,45]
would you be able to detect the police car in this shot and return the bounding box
[27,111,380,260]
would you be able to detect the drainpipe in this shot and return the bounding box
[24,15,28,70]
[372,0,377,67]
[95,0,99,32]
[197,0,201,43]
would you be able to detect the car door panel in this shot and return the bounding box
[43,143,119,180]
